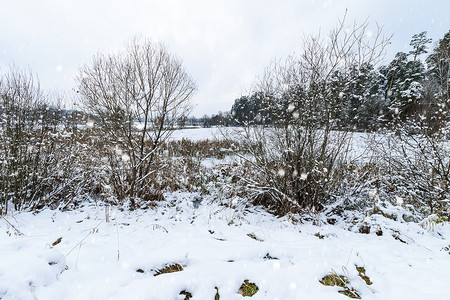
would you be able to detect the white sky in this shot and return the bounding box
[0,0,448,117]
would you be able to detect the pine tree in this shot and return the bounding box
[409,31,432,61]
[383,37,428,123]
[425,30,450,132]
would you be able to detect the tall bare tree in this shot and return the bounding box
[77,38,196,205]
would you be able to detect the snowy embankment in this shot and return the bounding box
[1,193,449,299]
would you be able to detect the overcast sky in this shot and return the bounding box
[1,0,448,117]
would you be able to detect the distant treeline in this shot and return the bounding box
[201,30,449,132]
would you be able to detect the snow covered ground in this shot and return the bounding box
[1,128,448,299]
[1,193,449,300]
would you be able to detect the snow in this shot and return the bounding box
[168,127,226,141]
[1,127,449,299]
[1,194,449,299]
[200,155,238,169]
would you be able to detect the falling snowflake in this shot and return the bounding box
[369,188,377,200]
[278,169,285,177]
[287,103,295,112]
[114,147,122,156]
[300,173,308,180]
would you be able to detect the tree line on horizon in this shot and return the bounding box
[200,30,449,133]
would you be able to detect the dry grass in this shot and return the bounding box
[320,271,361,299]
[154,263,184,276]
[164,139,237,159]
[179,290,192,300]
[247,233,264,242]
[320,274,349,288]
[356,266,373,285]
[314,232,325,239]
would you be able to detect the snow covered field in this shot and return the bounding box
[169,127,382,163]
[1,127,449,299]
[168,127,227,141]
[1,193,449,300]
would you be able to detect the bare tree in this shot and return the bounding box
[77,38,196,206]
[231,13,391,214]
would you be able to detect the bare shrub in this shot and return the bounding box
[366,32,449,218]
[0,68,92,213]
[371,125,449,217]
[77,37,196,207]
[230,14,391,214]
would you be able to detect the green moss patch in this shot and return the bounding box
[320,273,361,299]
[320,274,348,288]
[238,280,259,297]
